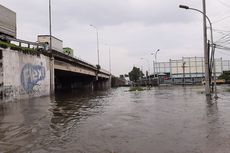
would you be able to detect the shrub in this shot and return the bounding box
[21,47,34,54]
[10,45,21,51]
[96,64,101,70]
[0,41,9,49]
[0,40,40,56]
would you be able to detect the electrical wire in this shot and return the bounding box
[216,50,230,57]
[213,15,230,24]
[212,28,230,33]
[214,31,230,45]
[215,44,230,51]
[216,0,230,9]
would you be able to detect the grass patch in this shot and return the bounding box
[129,86,144,91]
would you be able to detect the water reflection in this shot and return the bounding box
[49,90,111,136]
[1,86,230,152]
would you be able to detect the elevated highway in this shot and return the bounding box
[50,50,111,91]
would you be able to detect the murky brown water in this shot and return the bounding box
[1,85,230,153]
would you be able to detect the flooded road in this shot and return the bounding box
[1,85,230,153]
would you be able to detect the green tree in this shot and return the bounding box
[128,66,144,82]
[218,71,230,80]
[119,75,125,79]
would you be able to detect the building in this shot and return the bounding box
[153,57,230,84]
[37,35,63,52]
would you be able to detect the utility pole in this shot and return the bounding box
[90,25,100,66]
[213,44,218,98]
[109,46,111,74]
[202,0,211,96]
[182,62,186,86]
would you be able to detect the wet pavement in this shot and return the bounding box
[1,85,230,153]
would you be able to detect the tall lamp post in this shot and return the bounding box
[90,25,100,66]
[105,43,112,74]
[155,49,160,63]
[155,49,160,74]
[141,58,151,85]
[49,0,52,52]
[109,46,111,74]
[49,0,55,93]
[151,49,160,76]
[140,58,150,76]
[179,4,215,97]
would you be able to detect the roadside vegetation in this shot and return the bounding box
[129,86,144,91]
[0,40,40,55]
[128,66,144,82]
[218,71,230,81]
[218,71,230,92]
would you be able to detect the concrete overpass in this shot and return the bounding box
[50,50,111,91]
[0,35,111,101]
[52,50,110,79]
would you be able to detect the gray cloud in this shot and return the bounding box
[51,0,197,27]
[1,0,229,75]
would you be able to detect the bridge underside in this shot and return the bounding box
[55,69,110,91]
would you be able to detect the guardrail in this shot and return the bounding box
[0,34,46,49]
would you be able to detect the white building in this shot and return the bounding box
[153,57,230,84]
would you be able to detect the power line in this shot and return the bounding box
[213,15,230,24]
[216,37,230,44]
[215,36,230,44]
[215,44,230,51]
[216,50,230,56]
[212,28,230,33]
[216,0,230,9]
[214,31,230,45]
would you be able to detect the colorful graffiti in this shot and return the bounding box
[21,64,46,93]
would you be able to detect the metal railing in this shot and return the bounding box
[0,34,110,75]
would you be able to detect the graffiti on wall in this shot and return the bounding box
[21,63,46,93]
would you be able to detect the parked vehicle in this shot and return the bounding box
[202,79,225,85]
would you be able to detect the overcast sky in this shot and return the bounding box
[1,0,230,75]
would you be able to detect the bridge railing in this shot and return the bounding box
[1,34,110,75]
[0,34,46,50]
[73,56,96,68]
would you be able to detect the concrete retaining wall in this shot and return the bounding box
[0,48,50,101]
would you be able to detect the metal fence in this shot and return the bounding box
[153,57,230,84]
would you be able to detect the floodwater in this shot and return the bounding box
[1,86,230,153]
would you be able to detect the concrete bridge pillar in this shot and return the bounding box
[90,81,94,91]
[93,77,111,90]
[50,56,55,94]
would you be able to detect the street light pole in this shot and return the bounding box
[182,62,186,86]
[150,54,155,76]
[155,49,160,74]
[179,4,212,97]
[49,0,52,52]
[151,49,160,77]
[109,46,111,74]
[140,58,150,76]
[105,43,112,74]
[155,49,160,63]
[49,0,55,93]
[141,58,151,86]
[90,25,100,66]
